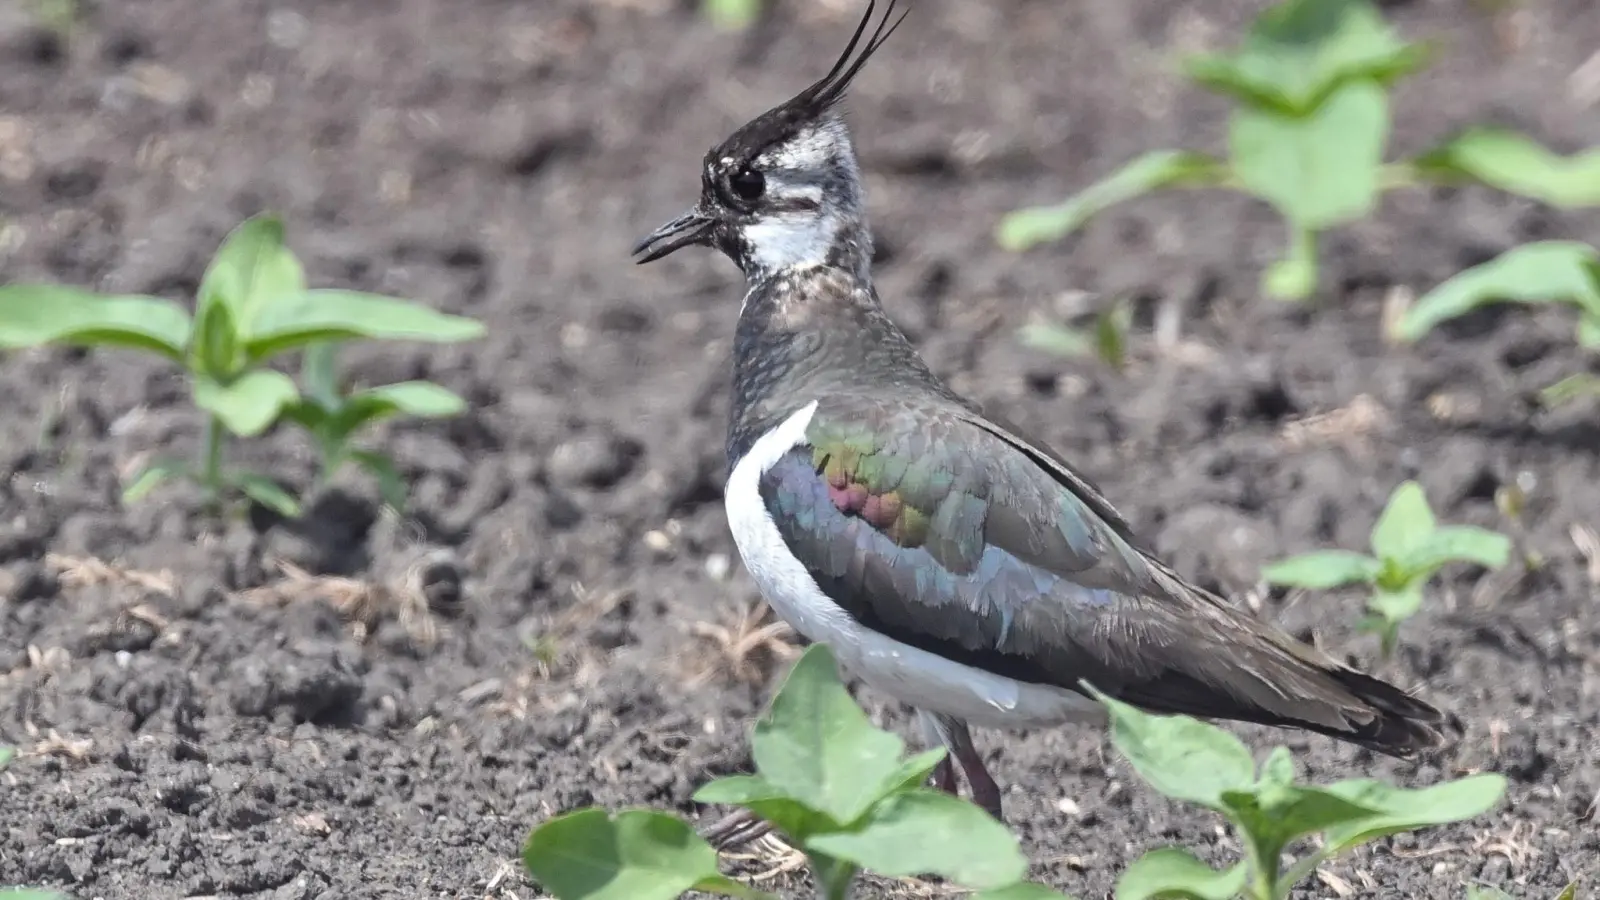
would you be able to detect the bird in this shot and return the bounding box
[632,0,1447,847]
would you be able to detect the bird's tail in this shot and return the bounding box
[1132,564,1449,759]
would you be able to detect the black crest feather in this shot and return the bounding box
[710,0,907,168]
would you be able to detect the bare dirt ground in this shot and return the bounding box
[2,1,1599,898]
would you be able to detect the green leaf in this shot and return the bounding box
[1553,882,1580,900]
[884,747,947,794]
[1396,525,1511,580]
[229,472,302,518]
[199,213,306,338]
[1539,372,1600,409]
[1395,241,1600,343]
[1413,128,1600,208]
[344,381,468,423]
[972,884,1081,900]
[1370,481,1435,561]
[702,0,760,31]
[0,746,14,768]
[300,342,342,411]
[1367,585,1424,625]
[523,808,770,900]
[1081,683,1254,811]
[1094,300,1132,370]
[0,286,192,363]
[1220,782,1385,866]
[1018,323,1094,358]
[1184,0,1428,114]
[121,458,192,505]
[349,449,408,512]
[1579,309,1600,348]
[748,644,913,827]
[1114,849,1249,900]
[996,151,1225,251]
[805,789,1028,890]
[192,370,300,437]
[693,777,840,838]
[1230,80,1388,231]
[245,290,485,362]
[192,292,243,380]
[0,890,69,900]
[1262,550,1383,589]
[1320,774,1508,854]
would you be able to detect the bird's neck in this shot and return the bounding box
[725,265,952,468]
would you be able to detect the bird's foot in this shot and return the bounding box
[931,755,959,795]
[697,808,774,851]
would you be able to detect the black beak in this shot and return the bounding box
[632,209,715,264]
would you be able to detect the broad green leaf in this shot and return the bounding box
[1019,323,1093,358]
[1465,888,1512,900]
[1554,882,1579,900]
[192,370,300,437]
[692,875,778,900]
[1370,481,1434,561]
[1114,849,1249,900]
[192,293,243,380]
[1262,550,1383,589]
[1395,241,1600,343]
[1321,774,1508,854]
[121,458,192,505]
[199,213,306,337]
[522,808,764,900]
[1220,782,1385,865]
[300,342,342,411]
[349,449,407,512]
[0,746,14,768]
[1184,0,1427,114]
[1231,80,1388,230]
[1397,526,1511,580]
[230,472,302,518]
[0,286,191,362]
[806,789,1028,890]
[996,151,1225,251]
[246,290,485,362]
[1413,128,1600,208]
[749,644,909,826]
[972,884,1080,900]
[885,747,947,794]
[1081,684,1254,811]
[1539,372,1600,409]
[0,891,69,900]
[343,381,468,424]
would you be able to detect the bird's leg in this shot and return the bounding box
[926,712,1003,821]
[915,709,961,796]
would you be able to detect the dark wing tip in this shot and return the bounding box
[1327,667,1453,759]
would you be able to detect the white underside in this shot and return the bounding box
[724,402,1106,731]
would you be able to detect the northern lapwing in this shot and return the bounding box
[633,0,1446,846]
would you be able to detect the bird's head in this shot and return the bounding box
[632,0,905,283]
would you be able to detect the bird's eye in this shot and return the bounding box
[727,168,766,202]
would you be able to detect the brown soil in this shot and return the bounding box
[2,1,1598,898]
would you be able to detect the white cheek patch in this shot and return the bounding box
[744,208,844,273]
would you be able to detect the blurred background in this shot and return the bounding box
[1,1,1597,897]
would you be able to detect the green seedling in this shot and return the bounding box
[523,644,1075,900]
[1263,481,1511,658]
[1391,240,1600,408]
[996,0,1600,302]
[1085,685,1507,900]
[279,342,468,511]
[0,213,484,517]
[1019,298,1132,372]
[0,746,13,768]
[0,891,69,900]
[702,0,760,31]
